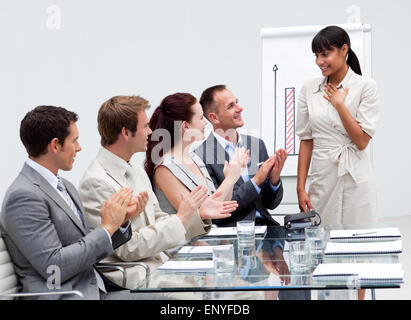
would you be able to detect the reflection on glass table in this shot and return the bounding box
[132,224,402,300]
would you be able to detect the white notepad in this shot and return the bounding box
[329,227,401,242]
[177,246,215,256]
[157,260,214,272]
[324,240,402,255]
[313,263,404,284]
[204,225,267,237]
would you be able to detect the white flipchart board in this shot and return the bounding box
[260,23,372,177]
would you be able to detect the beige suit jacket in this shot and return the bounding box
[78,147,210,289]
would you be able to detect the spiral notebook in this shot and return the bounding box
[324,239,402,256]
[329,227,401,242]
[313,263,404,285]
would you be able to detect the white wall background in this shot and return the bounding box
[1,0,410,219]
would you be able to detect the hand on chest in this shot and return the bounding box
[310,87,361,132]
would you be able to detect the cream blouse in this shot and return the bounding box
[296,67,380,184]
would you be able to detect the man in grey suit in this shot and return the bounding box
[195,85,288,227]
[194,87,311,300]
[0,105,149,300]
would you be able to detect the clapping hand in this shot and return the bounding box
[100,188,133,236]
[177,186,208,225]
[199,190,238,220]
[223,147,250,184]
[252,156,276,186]
[124,191,149,223]
[269,149,287,186]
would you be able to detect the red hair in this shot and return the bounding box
[144,93,196,181]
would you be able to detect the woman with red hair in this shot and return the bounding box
[145,92,249,222]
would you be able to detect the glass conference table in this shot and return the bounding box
[132,224,402,300]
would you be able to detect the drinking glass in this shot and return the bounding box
[236,220,255,245]
[212,245,235,275]
[289,241,310,273]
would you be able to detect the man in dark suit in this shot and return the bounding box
[0,105,152,300]
[195,85,287,227]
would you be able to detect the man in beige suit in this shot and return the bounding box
[79,95,236,290]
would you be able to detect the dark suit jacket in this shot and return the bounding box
[195,133,283,227]
[0,164,131,299]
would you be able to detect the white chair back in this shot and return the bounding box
[0,231,18,299]
[0,231,84,300]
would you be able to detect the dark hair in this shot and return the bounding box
[312,25,362,75]
[144,93,196,181]
[199,84,227,120]
[20,105,78,158]
[98,95,150,147]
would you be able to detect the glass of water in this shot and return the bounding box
[289,241,310,274]
[237,242,256,270]
[305,226,328,269]
[212,245,235,275]
[236,220,255,245]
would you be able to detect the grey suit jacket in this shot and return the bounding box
[195,133,283,227]
[0,163,131,299]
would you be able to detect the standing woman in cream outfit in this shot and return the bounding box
[296,26,380,227]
